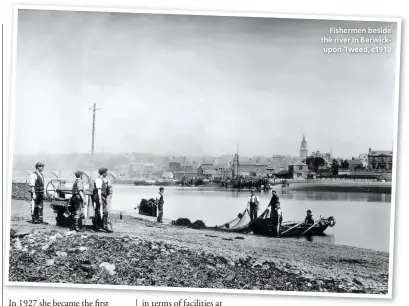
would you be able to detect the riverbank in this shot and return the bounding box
[8,199,389,295]
[106,180,394,194]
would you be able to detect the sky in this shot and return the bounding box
[13,9,399,158]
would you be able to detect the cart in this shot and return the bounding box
[45,179,113,230]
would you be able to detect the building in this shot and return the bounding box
[269,155,291,172]
[198,164,215,176]
[168,157,189,172]
[347,159,364,170]
[291,161,309,179]
[116,164,131,180]
[200,169,223,180]
[197,163,232,179]
[368,148,393,171]
[238,160,268,177]
[168,161,181,172]
[299,135,308,160]
[214,157,232,168]
[129,163,154,178]
[172,171,197,180]
[266,164,275,175]
[180,164,194,173]
[359,153,369,168]
[274,161,309,179]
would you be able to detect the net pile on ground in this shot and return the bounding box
[191,220,206,229]
[172,218,193,227]
[172,218,207,229]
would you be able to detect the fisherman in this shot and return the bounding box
[29,162,46,224]
[155,187,165,223]
[70,170,87,232]
[92,167,112,232]
[268,190,280,218]
[248,189,260,221]
[305,209,314,225]
[270,202,283,237]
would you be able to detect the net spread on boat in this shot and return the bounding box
[208,204,270,233]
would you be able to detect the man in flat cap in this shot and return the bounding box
[248,189,260,221]
[29,162,45,223]
[70,170,87,231]
[268,190,280,218]
[92,167,112,232]
[155,187,165,223]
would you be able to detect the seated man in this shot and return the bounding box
[305,209,314,224]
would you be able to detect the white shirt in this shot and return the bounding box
[155,192,163,201]
[95,176,110,189]
[248,195,259,205]
[30,170,44,187]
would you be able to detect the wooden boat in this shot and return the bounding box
[252,216,336,237]
[133,179,156,186]
[153,179,175,186]
[133,180,145,186]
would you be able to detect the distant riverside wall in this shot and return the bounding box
[281,181,392,194]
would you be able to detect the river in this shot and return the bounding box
[110,185,391,252]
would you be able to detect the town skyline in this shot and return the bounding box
[12,133,390,162]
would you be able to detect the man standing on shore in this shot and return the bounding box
[275,202,283,237]
[70,170,87,232]
[155,187,164,223]
[248,189,260,221]
[270,202,283,237]
[92,167,112,232]
[268,190,280,218]
[29,162,45,224]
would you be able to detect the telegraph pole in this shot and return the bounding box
[89,102,101,179]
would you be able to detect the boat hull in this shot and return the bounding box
[252,218,331,237]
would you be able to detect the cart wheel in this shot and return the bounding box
[46,179,65,199]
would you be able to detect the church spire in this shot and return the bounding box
[300,135,308,160]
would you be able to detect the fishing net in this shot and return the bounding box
[172,218,193,227]
[209,204,270,233]
[137,198,157,217]
[191,220,207,229]
[172,218,207,230]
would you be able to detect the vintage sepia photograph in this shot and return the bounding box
[6,6,401,298]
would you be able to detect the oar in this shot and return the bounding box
[281,221,304,235]
[302,219,321,235]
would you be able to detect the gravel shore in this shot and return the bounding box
[8,198,389,295]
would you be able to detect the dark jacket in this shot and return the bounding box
[269,193,279,207]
